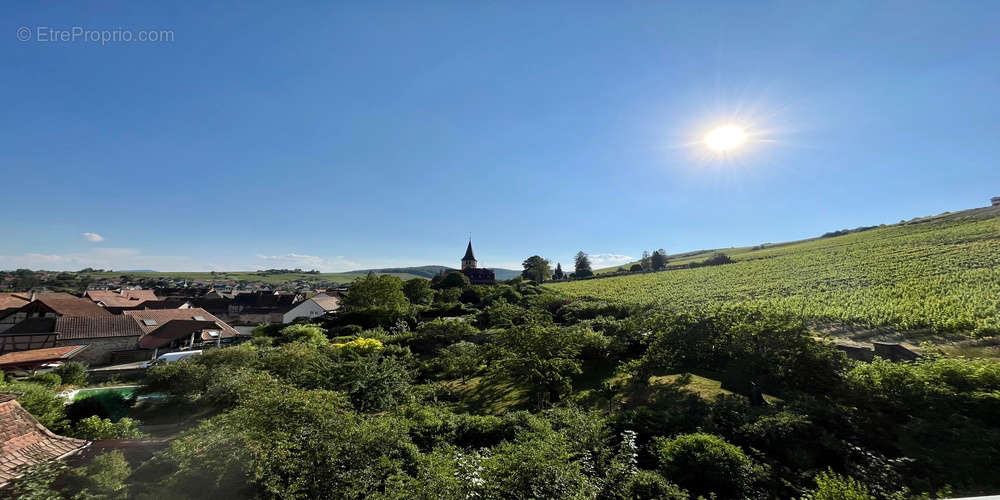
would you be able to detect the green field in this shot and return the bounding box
[550,209,1000,337]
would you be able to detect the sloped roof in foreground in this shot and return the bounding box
[0,393,89,487]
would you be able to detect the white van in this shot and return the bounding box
[141,350,203,368]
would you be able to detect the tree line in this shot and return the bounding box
[520,249,671,282]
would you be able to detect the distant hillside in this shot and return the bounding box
[352,265,521,281]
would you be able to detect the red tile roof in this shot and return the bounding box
[0,293,30,311]
[0,345,88,368]
[4,316,144,339]
[55,316,145,340]
[33,293,110,318]
[124,308,239,338]
[0,395,89,487]
[84,290,160,308]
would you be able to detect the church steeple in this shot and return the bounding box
[461,241,477,270]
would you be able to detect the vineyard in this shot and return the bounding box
[549,212,1000,337]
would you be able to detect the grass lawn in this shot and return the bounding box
[444,375,530,414]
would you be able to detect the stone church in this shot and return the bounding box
[460,242,496,285]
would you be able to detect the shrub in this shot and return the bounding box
[654,432,758,499]
[53,362,88,386]
[25,372,62,389]
[479,432,598,499]
[616,470,689,500]
[408,318,478,354]
[332,337,384,353]
[458,286,484,305]
[802,470,875,500]
[436,341,481,381]
[157,388,419,499]
[328,324,364,336]
[279,323,329,346]
[0,381,66,430]
[477,298,526,329]
[142,359,210,399]
[70,415,147,440]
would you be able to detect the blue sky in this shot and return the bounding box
[2,1,998,272]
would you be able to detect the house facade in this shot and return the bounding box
[1,316,145,366]
[282,293,340,323]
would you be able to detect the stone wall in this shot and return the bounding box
[56,336,141,366]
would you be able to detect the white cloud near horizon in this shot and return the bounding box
[81,232,104,242]
[0,248,201,272]
[587,253,635,267]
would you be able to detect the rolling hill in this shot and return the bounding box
[82,265,521,284]
[350,265,521,281]
[550,204,1000,339]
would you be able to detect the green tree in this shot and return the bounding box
[403,278,434,305]
[654,432,758,499]
[521,255,552,282]
[553,263,564,280]
[477,298,527,329]
[651,248,668,271]
[53,362,88,386]
[342,273,411,313]
[71,416,147,440]
[574,251,593,278]
[479,432,599,499]
[158,388,419,499]
[0,381,67,430]
[436,271,471,289]
[436,341,482,381]
[489,323,596,404]
[640,250,652,271]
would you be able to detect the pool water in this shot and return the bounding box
[71,386,138,401]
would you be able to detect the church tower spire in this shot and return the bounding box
[461,241,477,270]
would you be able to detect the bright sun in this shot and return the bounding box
[704,125,748,152]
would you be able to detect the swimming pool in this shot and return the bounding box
[67,385,141,401]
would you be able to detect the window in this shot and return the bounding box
[142,319,158,326]
[192,315,206,321]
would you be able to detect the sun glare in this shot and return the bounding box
[704,125,748,152]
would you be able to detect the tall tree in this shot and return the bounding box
[640,250,652,271]
[553,263,564,280]
[402,278,434,305]
[574,251,593,278]
[341,273,410,313]
[651,249,669,271]
[521,256,552,282]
